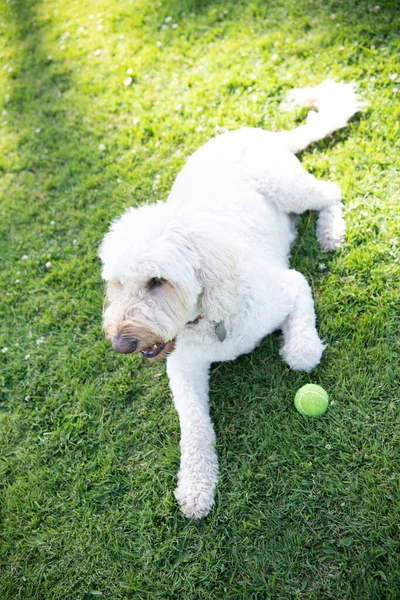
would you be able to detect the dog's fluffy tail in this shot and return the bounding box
[278,79,364,153]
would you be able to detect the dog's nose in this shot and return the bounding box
[112,335,138,354]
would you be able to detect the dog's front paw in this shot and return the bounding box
[175,477,216,520]
[281,330,325,373]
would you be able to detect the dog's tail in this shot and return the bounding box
[278,79,364,153]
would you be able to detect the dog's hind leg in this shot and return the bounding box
[289,173,346,252]
[268,156,346,252]
[272,79,362,250]
[242,126,346,251]
[315,194,346,252]
[295,175,346,252]
[259,146,346,252]
[279,269,325,372]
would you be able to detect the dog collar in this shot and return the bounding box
[186,315,204,326]
[186,315,227,342]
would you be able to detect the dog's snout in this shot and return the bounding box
[112,335,139,354]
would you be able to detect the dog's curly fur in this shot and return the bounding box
[99,80,361,519]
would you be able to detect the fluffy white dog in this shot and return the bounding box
[100,80,361,519]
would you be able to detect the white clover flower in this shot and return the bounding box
[132,117,139,125]
[35,128,41,133]
[271,53,278,61]
[156,41,162,47]
[126,67,133,75]
[94,49,101,56]
[389,73,398,81]
[124,76,133,86]
[45,261,52,268]
[165,16,172,23]
[172,23,178,29]
[36,338,44,346]
[22,255,28,260]
[97,24,103,31]
[2,347,8,353]
[25,354,30,360]
[98,143,106,151]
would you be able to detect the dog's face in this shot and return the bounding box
[102,275,197,359]
[99,202,202,360]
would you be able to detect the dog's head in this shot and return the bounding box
[99,201,238,359]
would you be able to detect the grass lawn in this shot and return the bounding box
[1,0,399,598]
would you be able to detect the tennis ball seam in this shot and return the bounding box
[297,390,328,414]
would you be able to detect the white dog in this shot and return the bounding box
[100,80,361,519]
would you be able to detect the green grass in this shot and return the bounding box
[0,0,399,598]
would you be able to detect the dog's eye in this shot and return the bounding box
[147,277,164,290]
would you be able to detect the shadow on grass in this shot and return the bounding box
[158,0,399,42]
[4,0,114,233]
[0,0,118,402]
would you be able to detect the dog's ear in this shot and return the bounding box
[191,230,239,322]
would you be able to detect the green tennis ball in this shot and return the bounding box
[294,384,329,417]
